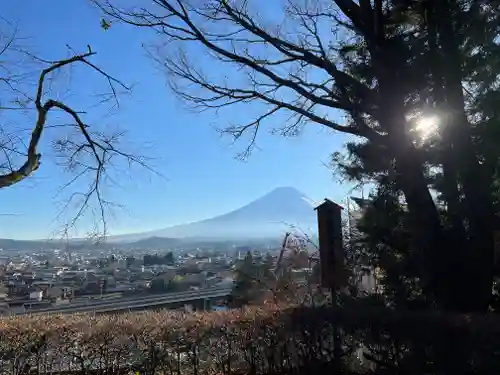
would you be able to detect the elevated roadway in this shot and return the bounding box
[21,287,233,315]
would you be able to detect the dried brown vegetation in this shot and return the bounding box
[2,304,500,374]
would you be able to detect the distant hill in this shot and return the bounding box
[0,187,319,250]
[0,238,101,251]
[112,187,318,242]
[120,236,181,248]
[0,239,50,251]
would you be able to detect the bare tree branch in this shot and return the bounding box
[0,46,120,188]
[93,0,386,157]
[0,25,156,238]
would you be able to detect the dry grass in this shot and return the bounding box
[0,304,281,335]
[1,304,500,374]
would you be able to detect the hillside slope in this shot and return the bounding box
[114,187,317,242]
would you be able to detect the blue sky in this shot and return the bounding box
[0,0,357,239]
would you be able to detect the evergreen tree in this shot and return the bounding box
[98,0,500,311]
[164,252,174,265]
[231,252,260,306]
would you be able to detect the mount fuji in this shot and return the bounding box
[113,187,318,242]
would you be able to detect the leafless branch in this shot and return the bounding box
[0,28,155,238]
[93,0,386,156]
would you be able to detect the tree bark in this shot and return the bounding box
[370,26,449,308]
[432,0,495,311]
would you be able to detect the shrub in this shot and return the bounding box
[1,305,500,374]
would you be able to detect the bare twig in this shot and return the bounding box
[93,0,386,158]
[0,33,153,238]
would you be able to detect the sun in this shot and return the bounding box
[415,115,439,141]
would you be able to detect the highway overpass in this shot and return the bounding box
[21,287,233,315]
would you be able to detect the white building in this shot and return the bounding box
[29,290,43,301]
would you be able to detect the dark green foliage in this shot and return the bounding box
[143,252,174,266]
[231,252,273,306]
[330,0,500,312]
